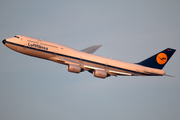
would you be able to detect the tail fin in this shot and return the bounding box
[137,48,176,69]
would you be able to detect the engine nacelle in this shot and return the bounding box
[93,70,108,79]
[67,64,82,73]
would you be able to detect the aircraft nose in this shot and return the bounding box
[2,39,6,44]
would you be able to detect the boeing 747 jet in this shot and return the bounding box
[2,35,176,78]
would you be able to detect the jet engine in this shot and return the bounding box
[67,64,83,73]
[93,70,108,79]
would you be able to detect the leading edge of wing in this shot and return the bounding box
[81,45,102,54]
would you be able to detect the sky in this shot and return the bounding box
[0,0,180,120]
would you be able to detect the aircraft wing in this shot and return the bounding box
[49,57,132,76]
[81,65,133,76]
[81,45,102,54]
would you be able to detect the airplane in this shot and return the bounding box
[2,35,176,79]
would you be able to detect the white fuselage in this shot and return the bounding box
[4,35,165,77]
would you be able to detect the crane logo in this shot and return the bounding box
[156,53,168,65]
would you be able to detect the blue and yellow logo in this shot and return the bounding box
[156,53,168,65]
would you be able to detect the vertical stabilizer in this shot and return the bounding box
[137,48,176,69]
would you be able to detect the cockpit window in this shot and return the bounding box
[14,36,19,39]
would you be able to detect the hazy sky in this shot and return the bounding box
[0,0,180,120]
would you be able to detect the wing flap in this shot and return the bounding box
[109,70,132,76]
[82,65,104,71]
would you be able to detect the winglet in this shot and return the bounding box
[81,45,102,54]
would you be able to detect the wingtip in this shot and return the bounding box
[95,45,102,47]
